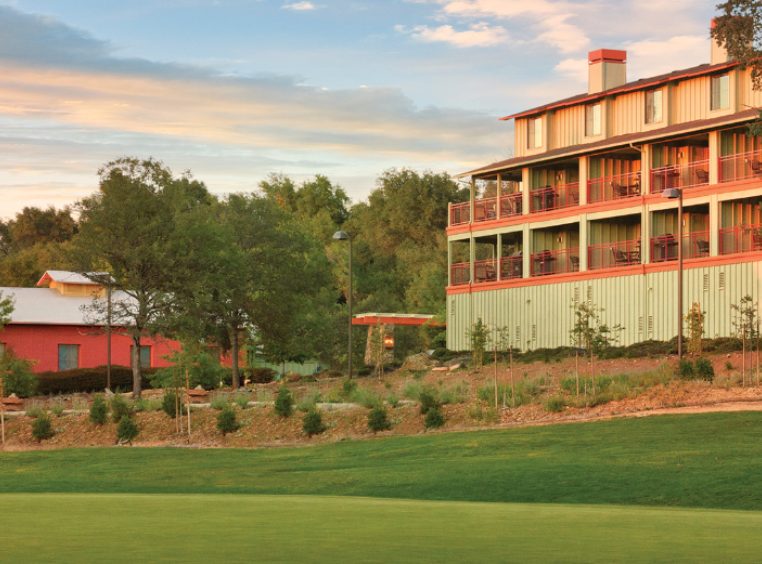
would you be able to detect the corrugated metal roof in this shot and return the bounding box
[35,270,110,287]
[0,287,132,326]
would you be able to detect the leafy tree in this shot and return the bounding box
[732,294,759,387]
[570,301,622,398]
[467,319,489,370]
[6,206,77,249]
[0,353,36,397]
[685,302,706,355]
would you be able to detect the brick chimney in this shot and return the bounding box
[588,49,627,94]
[710,18,729,65]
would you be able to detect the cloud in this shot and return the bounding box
[396,22,509,48]
[282,1,317,11]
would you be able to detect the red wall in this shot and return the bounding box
[0,324,180,373]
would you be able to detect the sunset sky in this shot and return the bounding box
[0,0,715,217]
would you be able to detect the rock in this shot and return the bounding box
[431,366,449,372]
[448,363,462,371]
[401,352,434,371]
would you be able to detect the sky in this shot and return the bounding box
[0,0,716,218]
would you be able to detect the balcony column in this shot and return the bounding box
[469,236,475,284]
[496,235,503,281]
[709,194,720,256]
[447,240,452,286]
[521,167,531,216]
[579,214,588,271]
[641,205,651,263]
[578,157,588,206]
[496,174,502,220]
[522,224,531,278]
[708,131,720,184]
[469,178,476,224]
[641,145,652,195]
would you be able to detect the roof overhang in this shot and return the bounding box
[352,313,445,327]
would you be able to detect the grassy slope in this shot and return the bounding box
[2,494,762,563]
[2,412,762,509]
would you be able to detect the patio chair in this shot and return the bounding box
[611,248,629,265]
[695,169,709,184]
[695,239,709,257]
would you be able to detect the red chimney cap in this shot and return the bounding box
[588,49,627,64]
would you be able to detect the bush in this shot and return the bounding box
[424,406,445,430]
[367,406,392,433]
[134,397,162,412]
[341,379,357,398]
[89,395,108,425]
[50,402,65,417]
[31,413,54,442]
[1,354,37,397]
[302,408,326,437]
[247,367,276,384]
[149,350,226,391]
[545,396,565,413]
[274,387,294,418]
[217,405,240,435]
[296,392,321,413]
[677,359,694,379]
[234,393,250,410]
[162,391,185,418]
[116,416,139,444]
[35,366,157,395]
[695,358,715,382]
[350,387,382,409]
[110,394,132,423]
[386,394,399,408]
[210,394,229,411]
[418,390,440,415]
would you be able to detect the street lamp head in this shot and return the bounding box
[662,188,681,199]
[332,230,350,241]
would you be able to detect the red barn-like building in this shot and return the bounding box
[0,271,179,373]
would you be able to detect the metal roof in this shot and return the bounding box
[0,287,132,326]
[35,270,110,287]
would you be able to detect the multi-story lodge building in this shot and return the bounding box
[446,27,762,351]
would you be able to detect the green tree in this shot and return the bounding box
[570,301,622,398]
[732,294,759,387]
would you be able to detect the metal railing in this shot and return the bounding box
[588,239,642,270]
[500,255,523,279]
[529,248,580,277]
[450,262,470,285]
[473,258,498,284]
[449,202,470,226]
[650,159,710,193]
[499,193,522,217]
[473,197,497,223]
[529,182,580,213]
[650,230,710,262]
[588,171,641,203]
[719,224,762,255]
[719,150,762,183]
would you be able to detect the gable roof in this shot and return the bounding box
[36,270,110,287]
[0,287,132,326]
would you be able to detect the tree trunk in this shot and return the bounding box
[231,327,240,390]
[131,333,142,398]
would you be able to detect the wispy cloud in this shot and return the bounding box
[282,1,317,11]
[396,22,509,48]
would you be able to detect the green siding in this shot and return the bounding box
[447,261,762,351]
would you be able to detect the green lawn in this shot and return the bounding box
[2,412,762,509]
[2,494,761,563]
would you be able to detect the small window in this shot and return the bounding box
[711,74,730,110]
[131,345,152,368]
[585,103,601,136]
[527,117,543,149]
[645,89,663,124]
[58,344,79,371]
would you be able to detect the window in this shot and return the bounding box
[585,103,601,136]
[131,345,152,368]
[527,117,543,149]
[711,74,730,110]
[645,89,663,124]
[58,344,79,371]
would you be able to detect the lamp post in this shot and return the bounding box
[333,230,353,379]
[663,187,683,359]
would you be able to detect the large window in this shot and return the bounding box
[645,89,663,124]
[585,103,602,136]
[527,117,543,149]
[711,74,730,110]
[58,344,79,371]
[131,345,152,368]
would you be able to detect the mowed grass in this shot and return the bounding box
[2,494,762,563]
[2,412,762,509]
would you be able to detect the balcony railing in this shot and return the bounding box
[529,183,580,213]
[499,193,522,217]
[530,248,580,277]
[719,150,762,183]
[650,230,710,262]
[650,159,710,193]
[473,258,497,284]
[450,262,470,285]
[588,171,641,203]
[719,224,762,255]
[474,197,497,223]
[450,202,470,226]
[588,239,641,270]
[500,255,523,279]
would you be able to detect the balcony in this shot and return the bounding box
[499,192,522,217]
[529,183,579,213]
[500,255,523,279]
[719,224,762,255]
[650,231,710,262]
[474,198,497,223]
[588,171,641,203]
[719,150,762,183]
[473,258,497,284]
[530,248,580,277]
[450,202,470,226]
[650,159,710,193]
[588,239,641,270]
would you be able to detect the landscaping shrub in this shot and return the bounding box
[36,366,157,395]
[677,359,694,379]
[418,390,440,415]
[274,387,294,418]
[234,393,250,410]
[302,408,326,437]
[341,379,357,398]
[545,396,565,413]
[134,397,161,412]
[162,391,185,418]
[217,405,240,435]
[116,416,139,444]
[89,395,108,425]
[695,358,715,382]
[297,392,321,413]
[386,394,399,408]
[26,405,45,419]
[31,413,54,442]
[110,394,132,423]
[150,351,226,391]
[367,406,392,432]
[0,354,37,397]
[210,394,229,411]
[424,406,445,429]
[438,381,469,405]
[247,367,276,384]
[50,402,65,417]
[350,387,382,409]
